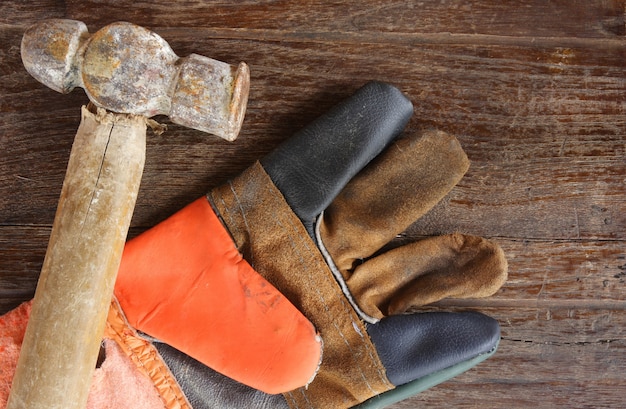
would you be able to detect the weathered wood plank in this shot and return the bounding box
[426,306,626,344]
[3,36,624,232]
[391,339,626,408]
[0,1,64,26]
[1,1,625,408]
[0,226,48,311]
[60,0,626,39]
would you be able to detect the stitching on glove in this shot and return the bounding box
[315,212,380,325]
[226,181,253,238]
[253,171,391,403]
[277,213,375,396]
[105,298,192,409]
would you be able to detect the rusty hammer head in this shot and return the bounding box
[21,19,249,141]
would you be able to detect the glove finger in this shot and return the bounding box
[367,311,500,387]
[261,81,413,235]
[154,342,289,409]
[347,233,508,319]
[114,197,321,394]
[319,129,469,273]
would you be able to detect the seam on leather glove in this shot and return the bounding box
[317,129,508,319]
[315,212,379,325]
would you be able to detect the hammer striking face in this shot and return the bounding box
[21,19,249,141]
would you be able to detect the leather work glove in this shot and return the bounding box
[140,81,507,408]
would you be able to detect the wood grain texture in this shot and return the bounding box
[1,1,624,408]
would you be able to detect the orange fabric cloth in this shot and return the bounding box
[0,301,167,409]
[0,302,30,408]
[87,339,167,409]
[114,197,322,394]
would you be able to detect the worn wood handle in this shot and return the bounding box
[7,106,146,409]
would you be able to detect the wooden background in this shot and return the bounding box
[1,1,624,408]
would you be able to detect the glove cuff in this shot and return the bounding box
[104,298,192,409]
[210,162,394,409]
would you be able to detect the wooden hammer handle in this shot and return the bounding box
[7,106,146,409]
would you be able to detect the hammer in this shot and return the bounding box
[9,19,249,409]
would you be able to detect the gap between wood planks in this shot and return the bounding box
[434,298,626,310]
[155,27,626,50]
[502,337,621,346]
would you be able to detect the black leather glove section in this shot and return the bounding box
[367,311,500,387]
[154,342,289,409]
[261,81,413,235]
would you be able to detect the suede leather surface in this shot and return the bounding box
[319,130,508,320]
[372,234,508,316]
[320,129,470,273]
[261,81,413,235]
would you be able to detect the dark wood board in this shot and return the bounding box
[1,1,624,408]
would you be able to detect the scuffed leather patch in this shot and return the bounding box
[210,161,393,409]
